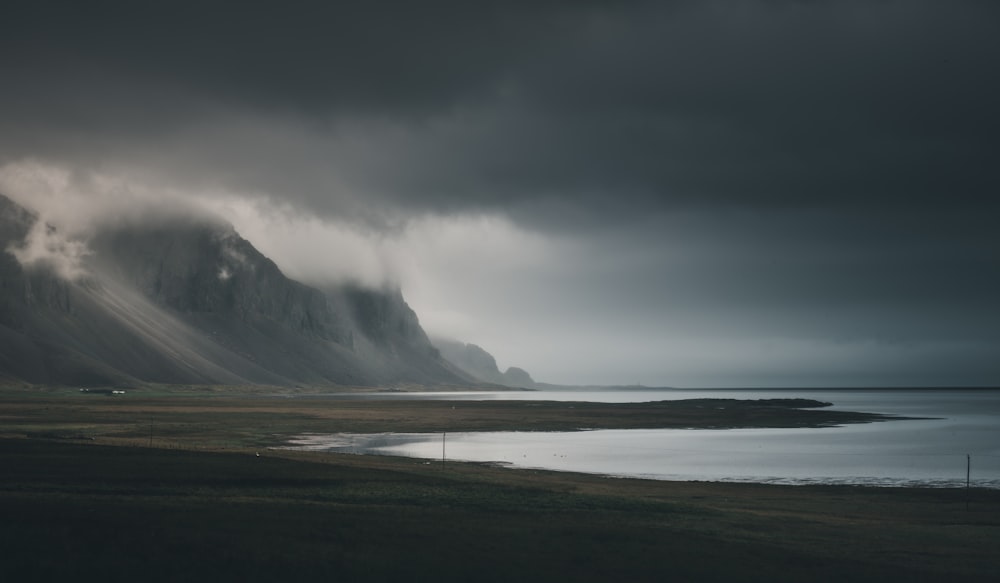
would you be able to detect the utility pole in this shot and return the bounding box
[148,415,154,448]
[966,454,971,511]
[442,432,446,466]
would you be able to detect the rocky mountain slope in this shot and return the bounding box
[433,338,535,389]
[0,194,471,388]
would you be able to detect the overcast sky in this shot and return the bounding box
[2,0,998,387]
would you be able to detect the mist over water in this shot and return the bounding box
[286,389,1000,488]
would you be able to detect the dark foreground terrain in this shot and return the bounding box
[1,390,997,582]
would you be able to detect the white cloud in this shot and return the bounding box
[208,197,577,353]
[0,159,215,232]
[7,220,91,280]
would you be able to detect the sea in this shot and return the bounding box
[283,388,1000,488]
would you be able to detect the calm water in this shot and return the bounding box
[284,389,1000,488]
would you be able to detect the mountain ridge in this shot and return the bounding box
[0,194,473,388]
[433,338,536,389]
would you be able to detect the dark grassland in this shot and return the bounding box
[0,390,905,449]
[1,389,997,582]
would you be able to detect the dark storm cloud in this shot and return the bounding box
[567,208,1000,339]
[0,1,577,125]
[3,0,998,218]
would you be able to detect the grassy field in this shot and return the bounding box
[1,388,997,582]
[0,388,903,449]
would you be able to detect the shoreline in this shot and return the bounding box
[1,390,956,490]
[0,391,912,445]
[2,436,998,582]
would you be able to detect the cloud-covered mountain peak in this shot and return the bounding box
[0,193,471,388]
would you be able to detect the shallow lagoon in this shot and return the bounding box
[286,389,1000,488]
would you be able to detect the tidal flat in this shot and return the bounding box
[1,389,998,581]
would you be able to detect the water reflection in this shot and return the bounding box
[284,389,1000,488]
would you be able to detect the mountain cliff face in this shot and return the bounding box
[0,194,471,388]
[433,338,536,389]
